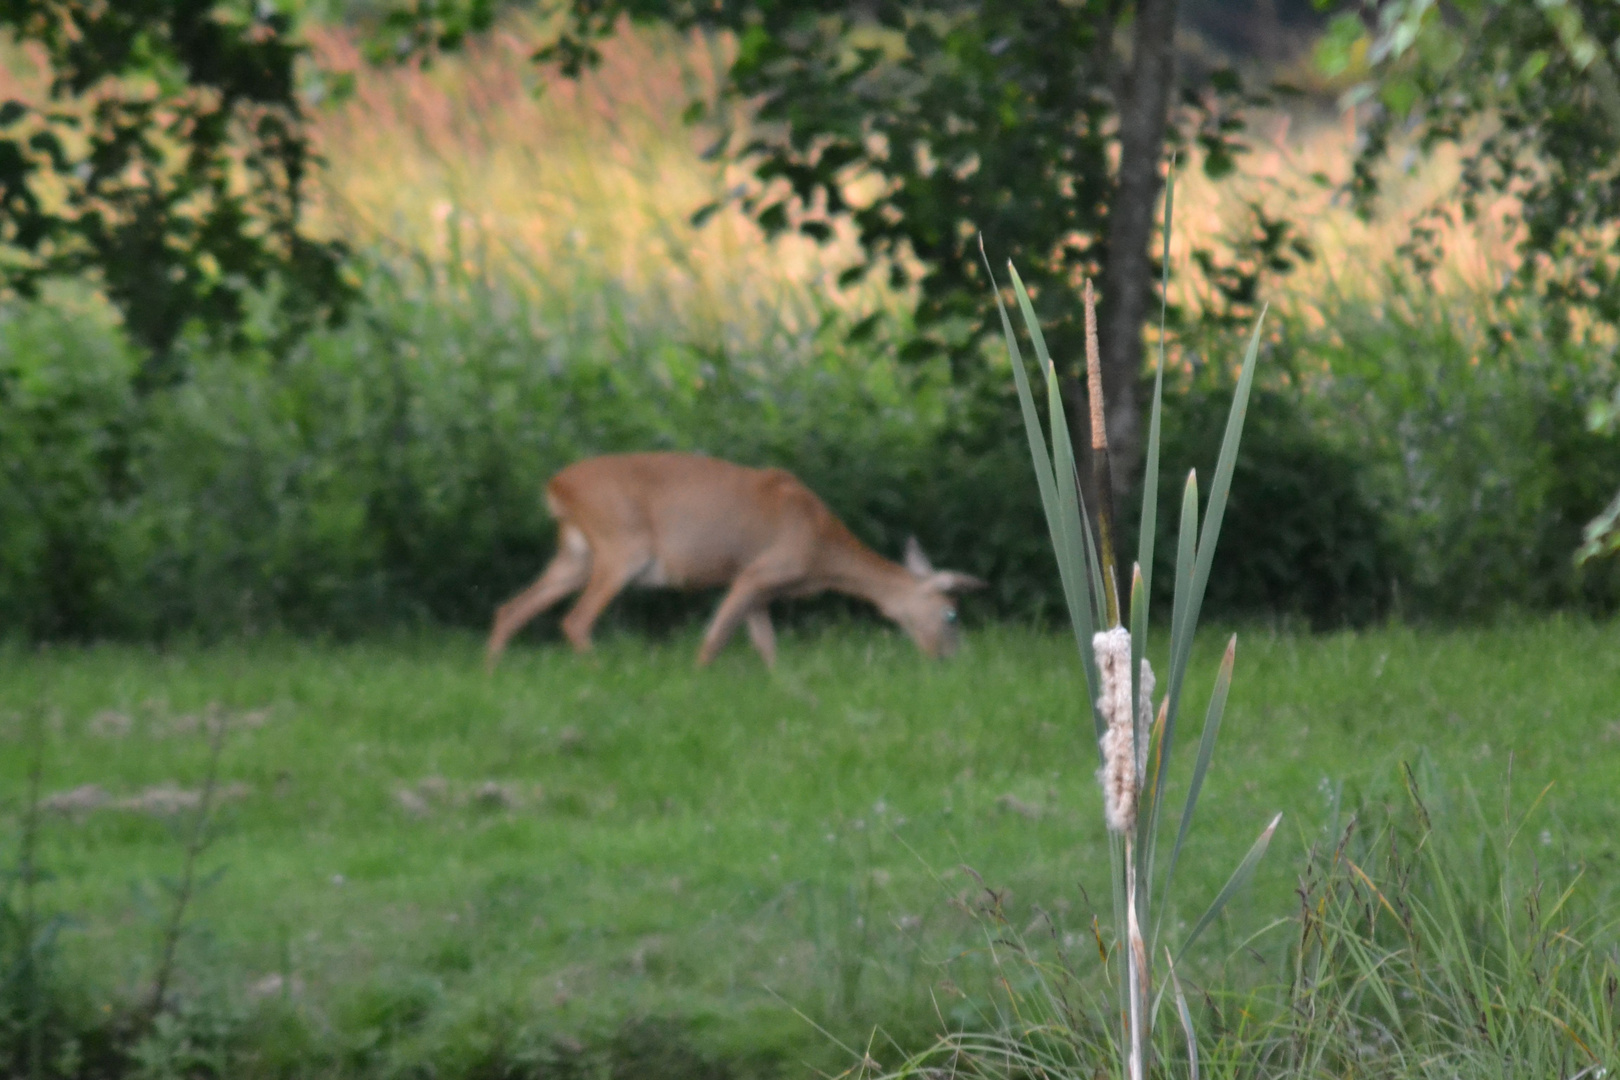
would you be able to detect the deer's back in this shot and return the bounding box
[546,453,832,587]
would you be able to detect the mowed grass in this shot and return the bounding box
[1,619,1618,1074]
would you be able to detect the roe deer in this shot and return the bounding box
[485,452,985,669]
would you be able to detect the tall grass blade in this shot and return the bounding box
[1048,356,1105,631]
[1135,161,1174,612]
[1010,263,1103,632]
[1164,309,1267,812]
[1175,811,1282,963]
[1154,634,1236,947]
[1148,469,1198,889]
[979,243,1100,725]
[1166,470,1198,706]
[980,252,1083,624]
[1132,167,1174,883]
[1159,307,1270,893]
[1166,948,1199,1080]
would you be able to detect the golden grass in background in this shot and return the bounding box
[0,15,1532,360]
[310,19,1524,354]
[310,22,896,350]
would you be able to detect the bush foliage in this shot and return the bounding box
[1,253,1616,641]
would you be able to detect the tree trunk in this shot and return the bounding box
[1099,0,1180,507]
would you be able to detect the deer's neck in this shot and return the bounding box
[815,529,916,615]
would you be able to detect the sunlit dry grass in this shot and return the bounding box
[309,22,894,349]
[1168,110,1521,316]
[308,19,1529,358]
[0,15,1534,360]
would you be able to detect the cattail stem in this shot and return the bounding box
[1097,626,1155,1080]
[1084,279,1121,626]
[1124,836,1146,1080]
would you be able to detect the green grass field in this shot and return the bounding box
[2,619,1617,1076]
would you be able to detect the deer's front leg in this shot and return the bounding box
[745,608,777,668]
[699,563,796,667]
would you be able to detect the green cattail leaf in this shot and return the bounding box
[1133,170,1177,901]
[1154,634,1235,949]
[1009,263,1103,710]
[1011,264,1102,640]
[1167,949,1200,1080]
[979,243,1072,624]
[981,243,1100,727]
[1175,811,1282,964]
[1150,468,1199,892]
[1128,563,1153,894]
[1166,308,1266,753]
[1047,358,1104,632]
[1167,470,1198,692]
[1135,161,1175,617]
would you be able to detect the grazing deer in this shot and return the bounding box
[485,452,985,669]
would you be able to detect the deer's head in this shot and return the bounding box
[886,537,986,658]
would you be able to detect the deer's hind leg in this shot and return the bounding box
[558,538,653,654]
[486,524,592,671]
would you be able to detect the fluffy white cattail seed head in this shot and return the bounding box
[1136,656,1156,775]
[1093,627,1158,834]
[1094,627,1136,834]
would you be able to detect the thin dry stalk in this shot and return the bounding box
[146,711,228,1020]
[20,710,46,1080]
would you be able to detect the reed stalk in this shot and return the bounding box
[983,161,1281,1079]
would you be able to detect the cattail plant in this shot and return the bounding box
[980,166,1282,1079]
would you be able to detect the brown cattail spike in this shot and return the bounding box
[1083,277,1120,624]
[1084,279,1107,452]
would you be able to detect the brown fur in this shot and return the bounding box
[485,452,984,669]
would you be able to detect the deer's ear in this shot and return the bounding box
[928,571,987,593]
[904,535,935,577]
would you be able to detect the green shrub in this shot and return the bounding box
[1294,285,1620,618]
[1153,376,1405,629]
[0,298,138,640]
[2,256,1616,641]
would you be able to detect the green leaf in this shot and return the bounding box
[1129,562,1151,882]
[1010,263,1103,638]
[1166,469,1198,718]
[980,241,1100,718]
[1046,354,1103,631]
[1314,14,1368,78]
[1136,162,1172,618]
[735,24,771,69]
[1134,162,1175,884]
[1517,50,1550,86]
[1175,811,1282,963]
[1167,950,1200,1080]
[1166,310,1265,752]
[1154,634,1236,947]
[1380,74,1421,118]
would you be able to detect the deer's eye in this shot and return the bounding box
[944,608,958,623]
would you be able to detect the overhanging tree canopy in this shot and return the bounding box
[1323,0,1620,563]
[0,0,350,391]
[375,0,1268,494]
